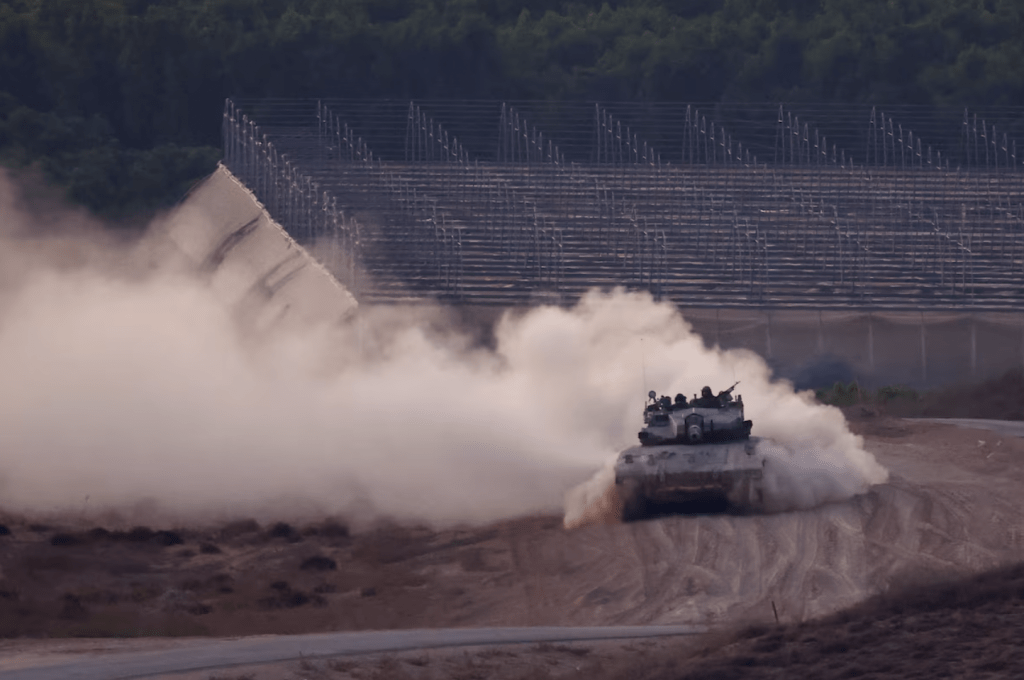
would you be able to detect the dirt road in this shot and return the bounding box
[0,625,704,679]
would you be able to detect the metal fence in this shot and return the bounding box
[222,98,1024,309]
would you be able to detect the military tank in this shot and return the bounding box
[614,383,767,521]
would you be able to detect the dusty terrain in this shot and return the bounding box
[3,419,1023,637]
[3,411,1024,677]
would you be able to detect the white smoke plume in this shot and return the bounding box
[0,171,887,529]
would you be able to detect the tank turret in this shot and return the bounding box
[638,382,752,446]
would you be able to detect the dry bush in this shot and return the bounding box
[153,530,184,546]
[182,574,234,595]
[0,524,11,536]
[256,581,324,610]
[369,657,415,680]
[219,519,260,540]
[268,522,301,542]
[300,555,337,571]
[327,659,357,672]
[49,533,81,547]
[59,593,88,620]
[73,587,119,605]
[211,574,234,593]
[318,520,351,538]
[475,649,517,659]
[129,584,162,603]
[404,654,430,667]
[126,526,155,542]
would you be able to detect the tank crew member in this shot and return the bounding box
[695,386,720,408]
[673,393,688,409]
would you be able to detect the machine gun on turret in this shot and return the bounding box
[717,381,740,404]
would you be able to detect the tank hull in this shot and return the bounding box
[614,436,767,520]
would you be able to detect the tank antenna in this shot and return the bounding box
[640,337,648,404]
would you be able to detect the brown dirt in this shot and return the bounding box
[3,412,1024,677]
[609,561,1024,680]
[3,422,1024,639]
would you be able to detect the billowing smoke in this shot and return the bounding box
[558,301,889,527]
[0,171,886,529]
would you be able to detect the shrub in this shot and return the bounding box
[319,521,351,539]
[300,556,337,571]
[877,385,919,403]
[220,519,260,540]
[269,522,301,541]
[816,381,863,407]
[50,533,80,547]
[153,530,184,547]
[127,526,155,542]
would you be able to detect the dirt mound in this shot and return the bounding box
[617,561,1024,680]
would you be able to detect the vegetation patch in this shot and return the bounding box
[300,555,337,571]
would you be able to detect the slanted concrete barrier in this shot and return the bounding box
[161,163,357,332]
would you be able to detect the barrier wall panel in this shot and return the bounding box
[856,314,924,387]
[820,313,873,384]
[923,316,975,386]
[678,309,724,350]
[765,311,825,369]
[713,310,770,359]
[674,308,1024,389]
[976,315,1024,380]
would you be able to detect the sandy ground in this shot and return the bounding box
[3,416,1024,678]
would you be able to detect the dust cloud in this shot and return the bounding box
[0,171,886,529]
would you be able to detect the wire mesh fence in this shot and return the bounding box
[222,98,1024,309]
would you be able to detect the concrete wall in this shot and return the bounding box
[161,164,357,333]
[159,165,1019,390]
[682,308,1024,389]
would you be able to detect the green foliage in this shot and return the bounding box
[816,382,922,407]
[815,381,863,407]
[4,0,1024,213]
[876,384,920,404]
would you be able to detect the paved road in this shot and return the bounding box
[909,418,1024,439]
[2,625,706,680]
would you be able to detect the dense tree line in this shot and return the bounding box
[1,0,1022,213]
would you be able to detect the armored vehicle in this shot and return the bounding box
[614,383,767,520]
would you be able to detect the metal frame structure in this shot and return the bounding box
[222,98,1024,309]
